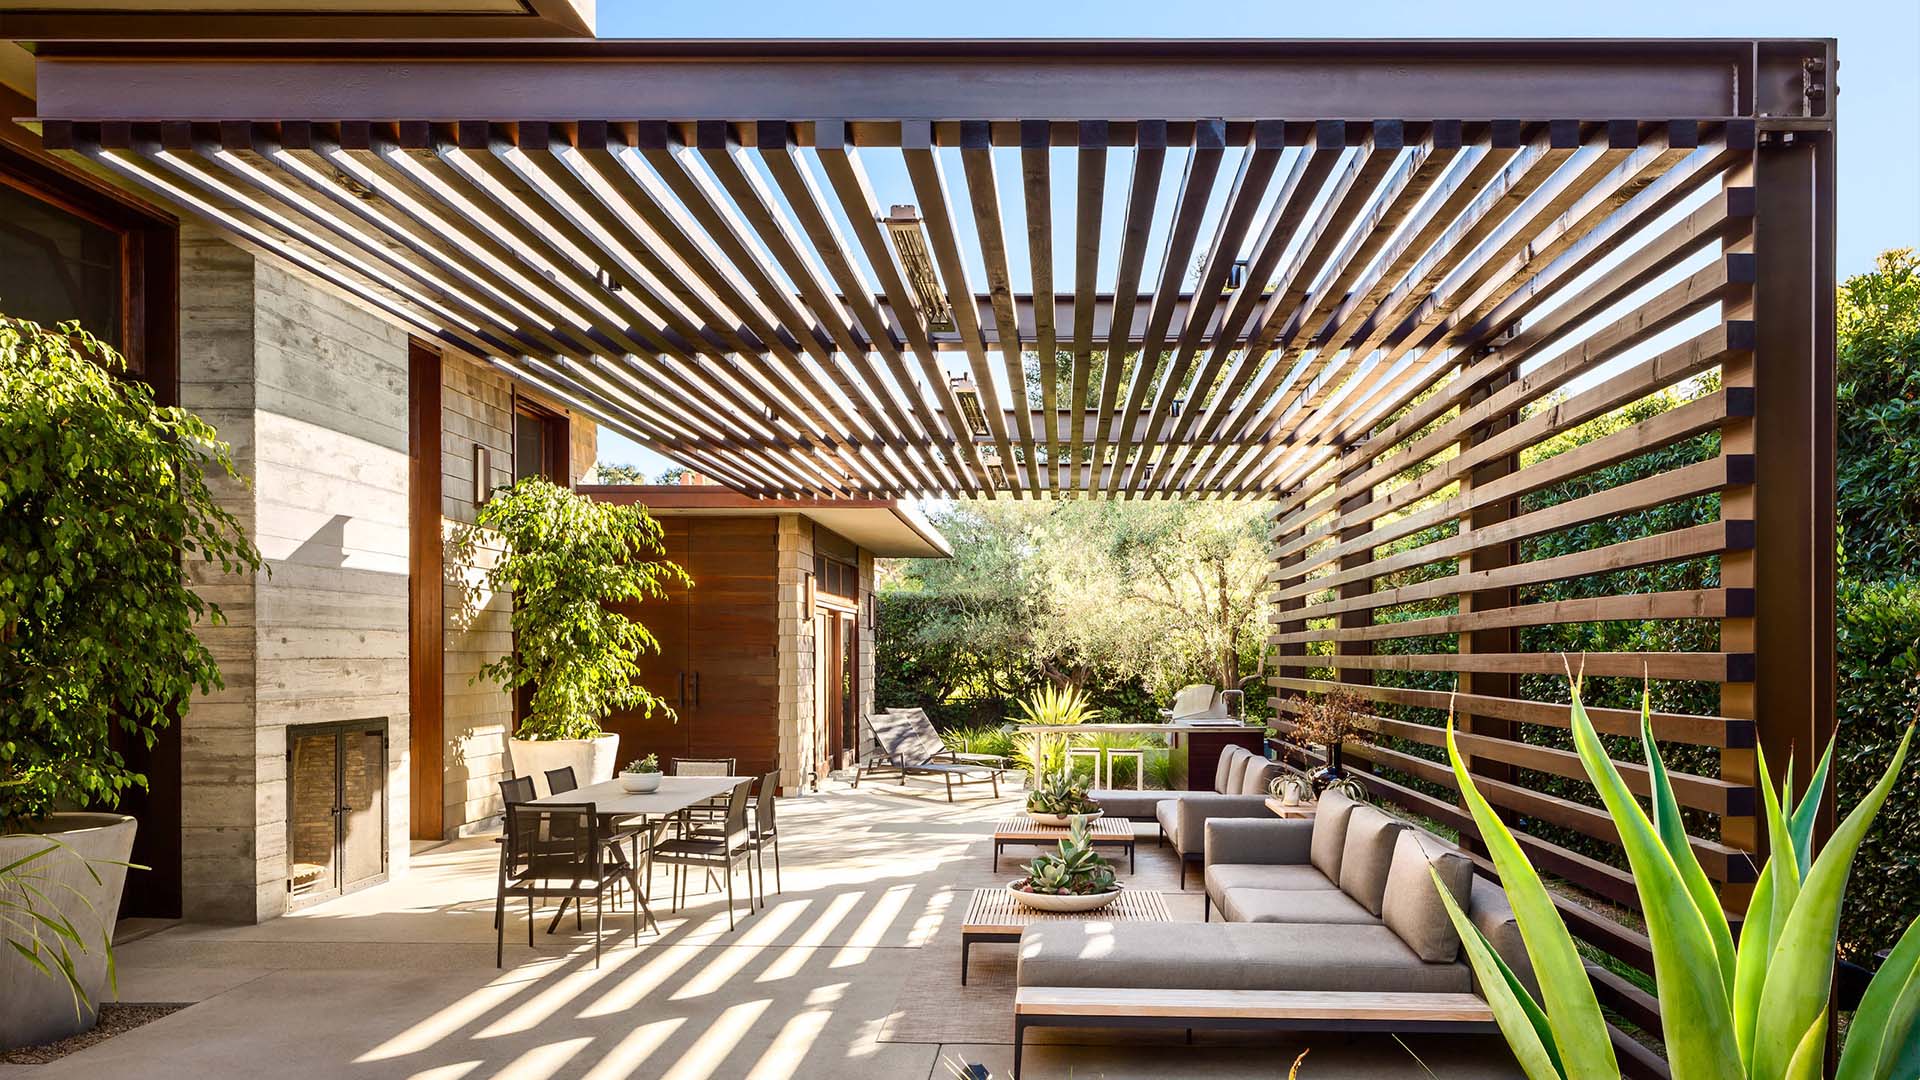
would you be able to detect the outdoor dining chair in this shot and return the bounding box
[492,776,536,930]
[545,766,577,793]
[748,770,781,905]
[649,779,754,930]
[496,803,638,968]
[672,756,737,821]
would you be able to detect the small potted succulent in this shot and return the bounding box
[1024,773,1102,827]
[1009,815,1122,913]
[619,754,662,794]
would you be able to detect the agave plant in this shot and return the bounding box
[1025,772,1101,817]
[1432,663,1918,1080]
[1015,814,1119,896]
[1011,684,1096,782]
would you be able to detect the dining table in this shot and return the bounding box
[516,774,753,931]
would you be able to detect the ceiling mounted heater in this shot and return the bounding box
[979,445,1010,490]
[949,375,991,438]
[883,205,956,333]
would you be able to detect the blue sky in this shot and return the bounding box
[590,0,1920,479]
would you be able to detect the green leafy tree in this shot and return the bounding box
[1837,248,1920,580]
[589,461,647,484]
[1,316,262,830]
[459,478,689,741]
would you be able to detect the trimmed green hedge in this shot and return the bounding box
[1836,576,1920,961]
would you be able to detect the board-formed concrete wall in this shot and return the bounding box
[178,227,411,922]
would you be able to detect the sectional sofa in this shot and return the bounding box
[1092,744,1282,891]
[1010,789,1533,1076]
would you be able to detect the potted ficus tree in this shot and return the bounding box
[461,478,688,795]
[1,316,260,1049]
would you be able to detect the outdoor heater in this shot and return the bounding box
[882,204,956,333]
[949,375,991,437]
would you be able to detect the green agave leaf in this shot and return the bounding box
[1755,741,1801,950]
[1638,677,1736,999]
[1837,914,1920,1080]
[1786,741,1834,883]
[1445,716,1618,1080]
[1432,868,1565,1080]
[1568,681,1741,1080]
[1731,853,1776,1072]
[1782,1015,1828,1080]
[1752,724,1915,1080]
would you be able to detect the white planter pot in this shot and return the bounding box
[1025,810,1103,829]
[1007,881,1122,913]
[618,771,662,793]
[0,813,137,1050]
[507,734,619,796]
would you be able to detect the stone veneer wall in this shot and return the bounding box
[775,515,817,794]
[178,227,411,923]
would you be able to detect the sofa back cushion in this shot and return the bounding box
[1240,760,1283,796]
[1212,746,1246,793]
[1308,788,1358,881]
[1337,805,1407,915]
[1221,749,1254,795]
[1381,830,1475,962]
[1468,876,1540,999]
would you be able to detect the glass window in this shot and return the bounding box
[0,181,124,348]
[514,410,548,483]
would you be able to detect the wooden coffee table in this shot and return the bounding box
[959,886,1172,984]
[991,814,1137,874]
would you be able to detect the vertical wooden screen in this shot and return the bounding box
[1265,119,1833,1078]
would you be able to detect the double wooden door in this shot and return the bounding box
[602,517,779,779]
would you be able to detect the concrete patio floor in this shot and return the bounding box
[3,781,1523,1080]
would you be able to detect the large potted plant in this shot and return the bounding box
[1,316,260,1048]
[464,478,687,795]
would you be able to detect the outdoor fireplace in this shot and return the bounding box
[286,719,389,906]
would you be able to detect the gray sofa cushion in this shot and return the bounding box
[1338,805,1408,916]
[1155,797,1181,841]
[1222,751,1254,794]
[1205,863,1339,895]
[1382,831,1475,962]
[1016,921,1471,995]
[1213,746,1248,793]
[1090,789,1166,820]
[1159,793,1277,856]
[1469,876,1540,999]
[1309,788,1359,881]
[1240,760,1283,796]
[1221,887,1381,925]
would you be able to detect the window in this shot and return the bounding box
[0,178,124,349]
[513,402,568,485]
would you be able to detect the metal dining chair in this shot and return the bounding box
[496,803,639,968]
[493,776,536,929]
[545,766,578,794]
[649,780,754,930]
[748,770,781,906]
[672,756,737,822]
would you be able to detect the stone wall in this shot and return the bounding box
[775,515,817,794]
[178,227,411,923]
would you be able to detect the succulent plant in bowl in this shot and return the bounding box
[1010,815,1122,912]
[618,754,662,792]
[1024,773,1102,826]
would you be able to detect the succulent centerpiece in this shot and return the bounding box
[618,754,662,793]
[1009,814,1122,912]
[1024,773,1102,827]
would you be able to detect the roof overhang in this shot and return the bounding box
[0,0,594,41]
[581,485,951,559]
[21,39,1833,501]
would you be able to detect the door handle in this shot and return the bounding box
[691,671,701,708]
[677,671,686,709]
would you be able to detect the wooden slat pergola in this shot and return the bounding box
[29,38,1837,1077]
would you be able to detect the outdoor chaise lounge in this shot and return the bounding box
[852,710,1005,801]
[1010,788,1523,1076]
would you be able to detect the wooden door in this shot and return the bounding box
[601,519,691,766]
[684,518,779,777]
[820,611,844,773]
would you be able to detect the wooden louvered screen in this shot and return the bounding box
[1264,128,1790,1080]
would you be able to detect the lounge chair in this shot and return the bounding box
[852,711,1005,801]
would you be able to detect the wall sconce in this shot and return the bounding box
[473,444,491,505]
[866,591,876,630]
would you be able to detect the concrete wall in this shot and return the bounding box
[178,227,412,923]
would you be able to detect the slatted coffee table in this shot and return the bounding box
[959,887,1172,984]
[991,814,1137,873]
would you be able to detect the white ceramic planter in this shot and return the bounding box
[507,734,619,796]
[1007,881,1123,913]
[1025,810,1103,829]
[618,771,662,793]
[0,813,137,1050]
